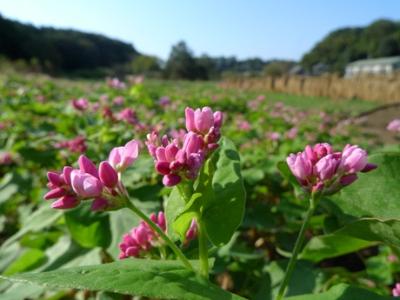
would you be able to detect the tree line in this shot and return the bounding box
[0,14,138,76]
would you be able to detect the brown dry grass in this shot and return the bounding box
[220,74,400,103]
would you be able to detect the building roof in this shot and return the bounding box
[347,56,400,67]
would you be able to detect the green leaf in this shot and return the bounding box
[3,249,46,275]
[0,174,18,204]
[165,187,186,241]
[285,283,391,300]
[329,153,400,248]
[333,152,400,219]
[300,233,375,263]
[202,137,246,246]
[173,193,202,240]
[65,204,111,249]
[2,259,245,300]
[107,209,139,259]
[1,205,62,249]
[335,218,400,249]
[166,138,246,246]
[265,260,322,298]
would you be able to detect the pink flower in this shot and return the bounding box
[102,106,115,122]
[387,119,400,132]
[51,195,79,209]
[287,152,313,181]
[117,108,138,125]
[45,167,80,209]
[108,140,140,172]
[71,98,89,111]
[339,145,368,173]
[286,127,298,140]
[237,120,251,131]
[393,283,400,297]
[71,170,103,198]
[45,142,139,211]
[185,219,198,242]
[314,154,340,181]
[113,96,124,106]
[286,143,376,195]
[99,161,118,188]
[147,107,223,187]
[55,136,87,153]
[107,77,126,89]
[119,211,166,259]
[185,107,223,137]
[159,96,171,107]
[268,132,281,141]
[146,131,205,186]
[0,152,13,165]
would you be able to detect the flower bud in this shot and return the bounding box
[340,174,358,186]
[51,195,79,209]
[44,187,66,200]
[314,154,339,181]
[62,166,73,185]
[185,219,198,241]
[99,161,118,188]
[185,107,196,132]
[340,145,368,173]
[91,197,109,211]
[162,174,181,186]
[47,172,62,186]
[287,152,312,180]
[78,155,98,177]
[195,107,214,134]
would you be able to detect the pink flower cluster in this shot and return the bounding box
[146,107,223,186]
[107,77,126,89]
[119,212,166,259]
[0,152,13,165]
[287,143,377,194]
[55,136,87,153]
[393,283,400,297]
[119,213,198,259]
[117,108,138,125]
[387,119,400,133]
[159,96,171,107]
[71,98,89,111]
[45,140,139,210]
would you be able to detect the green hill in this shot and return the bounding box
[0,14,139,74]
[301,19,400,74]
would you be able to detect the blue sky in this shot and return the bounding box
[0,0,399,61]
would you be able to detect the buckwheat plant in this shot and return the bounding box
[44,106,233,279]
[276,143,377,300]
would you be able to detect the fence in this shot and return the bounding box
[220,75,400,103]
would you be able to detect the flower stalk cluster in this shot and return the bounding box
[287,143,376,195]
[45,140,139,210]
[146,107,223,186]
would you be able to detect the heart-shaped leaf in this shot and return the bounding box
[2,259,245,300]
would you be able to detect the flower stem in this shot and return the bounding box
[197,216,209,279]
[125,201,194,272]
[275,195,318,300]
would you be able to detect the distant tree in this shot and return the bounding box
[196,55,217,79]
[164,41,201,80]
[263,60,295,77]
[0,14,138,75]
[377,36,400,57]
[131,55,161,75]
